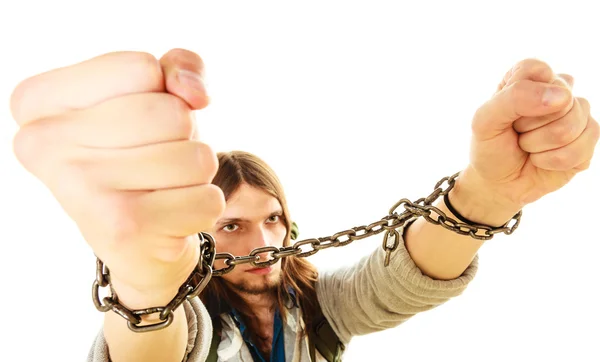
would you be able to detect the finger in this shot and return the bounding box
[557,73,574,88]
[81,140,219,190]
[530,115,600,171]
[35,92,195,149]
[472,80,573,141]
[518,98,590,153]
[513,75,575,133]
[11,51,165,126]
[513,107,571,133]
[512,105,572,133]
[497,58,555,93]
[512,76,574,133]
[134,183,225,238]
[159,48,209,110]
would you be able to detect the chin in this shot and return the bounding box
[252,270,281,287]
[234,272,282,295]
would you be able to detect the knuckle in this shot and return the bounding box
[9,79,31,124]
[202,184,226,224]
[511,117,531,133]
[548,149,575,170]
[164,94,195,138]
[195,142,219,180]
[506,80,533,111]
[555,74,574,88]
[165,48,204,70]
[548,150,570,170]
[576,161,591,171]
[187,185,225,232]
[139,93,194,139]
[510,79,548,108]
[548,118,579,145]
[471,103,490,134]
[125,51,164,91]
[12,125,43,168]
[509,79,535,99]
[510,58,552,82]
[516,58,551,73]
[576,97,591,113]
[516,58,544,67]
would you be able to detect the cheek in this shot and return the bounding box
[214,236,244,254]
[220,269,244,283]
[213,239,243,270]
[271,224,287,246]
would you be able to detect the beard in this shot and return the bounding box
[225,271,281,296]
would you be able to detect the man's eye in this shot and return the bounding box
[223,224,238,232]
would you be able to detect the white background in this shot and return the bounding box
[0,1,598,361]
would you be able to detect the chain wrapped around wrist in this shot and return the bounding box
[92,232,216,332]
[91,171,522,332]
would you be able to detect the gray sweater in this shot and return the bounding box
[88,232,479,361]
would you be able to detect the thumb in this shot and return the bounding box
[159,48,210,110]
[472,80,573,141]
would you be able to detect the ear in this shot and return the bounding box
[290,221,299,240]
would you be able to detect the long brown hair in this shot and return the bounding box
[200,150,320,341]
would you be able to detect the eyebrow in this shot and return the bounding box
[218,209,283,226]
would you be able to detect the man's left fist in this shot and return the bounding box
[458,59,598,223]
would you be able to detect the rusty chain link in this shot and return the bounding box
[93,171,522,332]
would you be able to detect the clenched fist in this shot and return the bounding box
[10,49,225,310]
[456,58,599,227]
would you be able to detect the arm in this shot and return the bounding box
[404,171,521,281]
[87,298,212,362]
[316,174,517,345]
[316,59,594,345]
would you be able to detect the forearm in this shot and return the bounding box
[102,275,193,362]
[404,171,520,281]
[100,242,204,362]
[104,305,188,362]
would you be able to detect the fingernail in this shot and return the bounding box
[177,70,205,92]
[542,86,569,106]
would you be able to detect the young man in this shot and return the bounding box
[10,49,597,362]
[195,150,481,361]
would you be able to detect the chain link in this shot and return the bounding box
[92,171,522,332]
[209,171,522,275]
[92,233,216,332]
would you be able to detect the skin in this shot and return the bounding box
[11,50,222,362]
[208,183,288,356]
[406,60,598,281]
[9,50,598,362]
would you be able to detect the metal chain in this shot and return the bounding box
[211,171,521,275]
[92,171,522,332]
[92,233,216,332]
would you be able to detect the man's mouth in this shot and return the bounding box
[246,266,273,275]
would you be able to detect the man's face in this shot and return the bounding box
[210,183,287,295]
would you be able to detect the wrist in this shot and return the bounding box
[108,279,182,324]
[109,279,181,309]
[449,170,522,227]
[106,246,201,324]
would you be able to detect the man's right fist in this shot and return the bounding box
[10,49,225,308]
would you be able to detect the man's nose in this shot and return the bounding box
[247,228,272,261]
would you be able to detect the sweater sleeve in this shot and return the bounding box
[315,226,479,345]
[86,297,212,362]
